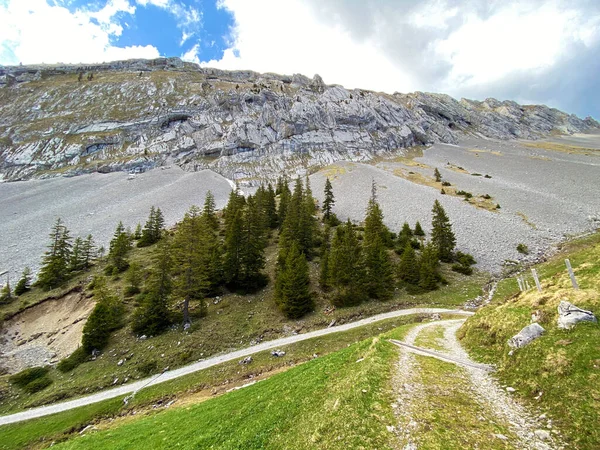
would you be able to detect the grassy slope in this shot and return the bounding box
[0,231,484,415]
[459,232,600,449]
[0,314,463,450]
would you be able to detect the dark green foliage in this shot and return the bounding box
[275,242,314,319]
[441,181,451,187]
[134,223,142,240]
[456,190,473,199]
[276,177,291,228]
[484,174,492,179]
[124,262,143,297]
[107,222,132,274]
[322,177,338,225]
[202,191,220,232]
[36,218,73,290]
[82,277,124,353]
[517,243,529,254]
[398,242,420,286]
[397,222,419,253]
[419,242,440,291]
[434,168,442,182]
[133,240,173,335]
[441,188,446,195]
[14,267,32,296]
[452,251,477,275]
[57,347,88,373]
[319,227,331,290]
[431,200,456,263]
[328,221,367,306]
[8,366,49,388]
[22,376,53,394]
[138,206,165,247]
[481,194,492,199]
[363,189,394,300]
[414,221,425,237]
[137,360,159,376]
[0,282,12,305]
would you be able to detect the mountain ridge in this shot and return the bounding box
[1,57,598,183]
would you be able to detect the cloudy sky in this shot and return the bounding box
[1,0,599,119]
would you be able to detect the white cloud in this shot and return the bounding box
[0,0,160,65]
[181,42,200,64]
[203,0,415,93]
[135,0,169,7]
[180,31,192,46]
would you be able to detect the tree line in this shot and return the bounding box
[12,176,475,362]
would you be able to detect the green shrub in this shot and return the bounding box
[517,243,529,254]
[9,366,49,388]
[452,264,473,275]
[481,194,492,199]
[137,361,158,377]
[57,347,88,373]
[23,376,53,394]
[441,181,451,186]
[456,190,473,199]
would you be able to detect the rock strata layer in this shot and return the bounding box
[0,57,598,183]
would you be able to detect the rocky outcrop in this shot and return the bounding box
[0,58,597,184]
[508,323,545,348]
[557,300,597,329]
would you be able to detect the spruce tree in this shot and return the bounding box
[266,183,278,228]
[414,221,425,238]
[202,191,219,232]
[319,226,331,290]
[431,200,456,262]
[173,206,209,327]
[277,177,291,229]
[36,218,72,290]
[398,242,420,287]
[201,191,224,293]
[82,276,124,353]
[276,242,313,319]
[0,280,12,305]
[138,206,164,247]
[238,196,267,290]
[132,240,173,336]
[322,177,335,223]
[329,220,367,306]
[14,267,32,296]
[419,242,440,291]
[434,168,442,182]
[69,237,85,272]
[397,222,418,253]
[107,221,131,274]
[124,262,143,296]
[81,234,96,269]
[363,189,394,300]
[134,223,142,240]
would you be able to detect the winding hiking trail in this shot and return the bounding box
[0,307,470,426]
[391,319,565,450]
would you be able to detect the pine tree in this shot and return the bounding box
[82,277,124,353]
[322,177,335,223]
[434,168,442,182]
[132,240,173,336]
[363,188,394,300]
[152,208,165,241]
[138,206,164,247]
[414,221,425,238]
[107,221,131,274]
[14,267,32,296]
[431,200,456,262]
[173,206,209,327]
[238,196,267,290]
[134,223,142,240]
[0,280,12,305]
[223,206,243,287]
[319,226,331,290]
[398,242,420,286]
[277,177,291,229]
[81,234,96,269]
[419,242,440,291]
[69,237,85,272]
[329,220,367,306]
[266,183,278,228]
[202,191,219,232]
[124,262,143,296]
[276,242,313,319]
[397,222,417,253]
[36,218,73,290]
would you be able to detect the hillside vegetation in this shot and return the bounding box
[459,233,600,448]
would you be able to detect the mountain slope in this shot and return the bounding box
[1,57,597,183]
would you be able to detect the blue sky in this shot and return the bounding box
[1,0,599,119]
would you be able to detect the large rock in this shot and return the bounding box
[557,300,597,329]
[508,323,545,348]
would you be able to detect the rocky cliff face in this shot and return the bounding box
[0,57,597,184]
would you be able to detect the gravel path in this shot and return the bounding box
[0,307,471,426]
[392,319,564,450]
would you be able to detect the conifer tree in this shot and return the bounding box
[82,276,124,353]
[328,220,367,306]
[223,186,245,228]
[322,177,335,224]
[414,221,425,238]
[138,206,165,247]
[363,187,394,300]
[397,222,418,253]
[239,196,267,290]
[132,240,173,335]
[223,207,244,286]
[36,218,73,290]
[124,262,143,296]
[202,191,219,232]
[276,242,313,319]
[0,280,12,305]
[173,206,209,327]
[419,242,440,291]
[277,177,291,228]
[14,267,32,296]
[81,234,96,269]
[431,200,456,262]
[434,167,442,182]
[107,221,131,274]
[319,226,331,290]
[266,183,278,228]
[398,242,420,287]
[69,237,86,272]
[134,223,142,240]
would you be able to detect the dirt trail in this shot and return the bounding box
[0,292,95,374]
[391,319,564,450]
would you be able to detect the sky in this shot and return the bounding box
[1,0,599,119]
